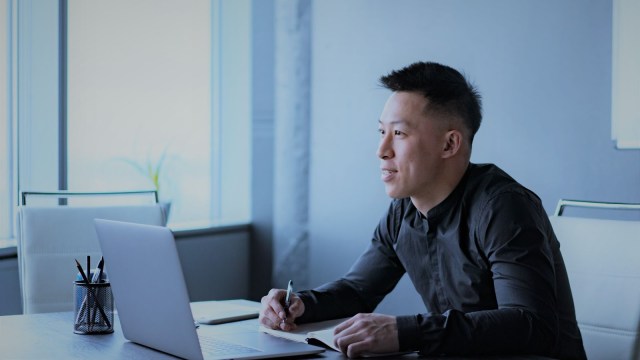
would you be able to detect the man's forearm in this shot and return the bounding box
[295,279,381,324]
[397,308,558,356]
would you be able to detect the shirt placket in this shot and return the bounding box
[426,218,450,312]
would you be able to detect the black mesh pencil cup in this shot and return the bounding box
[73,281,114,334]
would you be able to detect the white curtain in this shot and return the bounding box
[272,0,312,289]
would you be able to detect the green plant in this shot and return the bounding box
[123,148,168,195]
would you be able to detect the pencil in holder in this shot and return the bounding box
[73,281,114,334]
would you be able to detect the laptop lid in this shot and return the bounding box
[94,219,324,360]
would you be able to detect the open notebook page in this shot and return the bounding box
[259,318,347,351]
[259,318,413,357]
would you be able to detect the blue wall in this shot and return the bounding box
[307,0,640,314]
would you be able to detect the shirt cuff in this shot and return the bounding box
[397,315,421,351]
[294,290,317,324]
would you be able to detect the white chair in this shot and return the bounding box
[550,199,640,360]
[16,192,166,314]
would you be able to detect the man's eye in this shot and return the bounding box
[378,129,385,135]
[394,130,403,136]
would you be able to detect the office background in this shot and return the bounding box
[270,0,640,314]
[1,0,640,316]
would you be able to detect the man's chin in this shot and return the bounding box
[384,187,405,199]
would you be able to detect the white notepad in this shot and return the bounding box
[191,300,260,325]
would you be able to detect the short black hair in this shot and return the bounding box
[379,61,482,144]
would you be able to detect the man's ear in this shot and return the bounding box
[442,130,463,158]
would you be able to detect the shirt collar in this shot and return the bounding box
[423,163,473,221]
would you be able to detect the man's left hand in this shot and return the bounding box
[333,313,399,358]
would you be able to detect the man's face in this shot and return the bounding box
[377,91,448,200]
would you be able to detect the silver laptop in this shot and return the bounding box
[94,219,324,360]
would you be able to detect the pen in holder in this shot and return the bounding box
[73,278,114,335]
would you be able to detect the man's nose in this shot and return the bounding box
[377,135,393,160]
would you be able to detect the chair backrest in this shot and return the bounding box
[550,200,640,360]
[16,204,165,314]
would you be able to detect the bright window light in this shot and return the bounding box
[65,0,250,226]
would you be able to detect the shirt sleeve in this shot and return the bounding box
[398,191,563,357]
[296,201,406,324]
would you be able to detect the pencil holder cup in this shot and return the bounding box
[73,281,114,334]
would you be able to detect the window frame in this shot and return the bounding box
[0,0,16,246]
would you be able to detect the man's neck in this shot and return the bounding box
[411,161,469,216]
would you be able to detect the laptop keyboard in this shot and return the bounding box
[199,336,261,357]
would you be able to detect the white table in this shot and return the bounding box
[0,301,558,360]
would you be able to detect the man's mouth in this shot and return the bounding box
[381,168,397,182]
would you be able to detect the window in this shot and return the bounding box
[4,0,251,241]
[67,0,216,226]
[611,0,640,149]
[0,0,12,244]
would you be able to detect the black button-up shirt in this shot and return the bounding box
[297,163,586,360]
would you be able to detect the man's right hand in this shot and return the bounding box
[259,288,305,331]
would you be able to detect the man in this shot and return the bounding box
[260,62,586,359]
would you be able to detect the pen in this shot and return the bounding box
[284,280,293,318]
[92,257,104,284]
[87,255,92,328]
[91,257,105,324]
[75,259,111,329]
